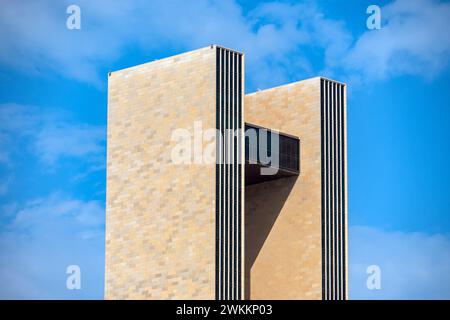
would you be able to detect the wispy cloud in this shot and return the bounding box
[0,103,105,170]
[0,0,334,88]
[35,124,105,166]
[0,0,126,86]
[0,102,106,298]
[9,193,104,234]
[350,225,450,299]
[0,193,104,299]
[340,0,450,82]
[0,103,44,167]
[1,0,449,88]
[0,176,13,196]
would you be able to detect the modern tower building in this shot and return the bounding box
[105,45,347,300]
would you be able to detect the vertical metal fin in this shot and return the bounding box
[321,79,347,300]
[216,47,243,300]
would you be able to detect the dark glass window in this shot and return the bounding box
[245,123,299,173]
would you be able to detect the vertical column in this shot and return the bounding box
[232,52,237,300]
[230,50,235,300]
[215,47,221,300]
[342,84,347,300]
[321,79,347,300]
[238,53,244,300]
[327,80,332,300]
[222,48,225,300]
[320,79,327,300]
[337,82,343,300]
[216,47,243,300]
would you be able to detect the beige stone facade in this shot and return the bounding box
[105,46,347,300]
[244,79,323,299]
[106,47,217,299]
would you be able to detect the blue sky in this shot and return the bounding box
[0,0,449,299]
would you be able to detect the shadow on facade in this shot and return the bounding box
[244,176,298,299]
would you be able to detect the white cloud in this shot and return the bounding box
[0,0,450,88]
[1,0,448,88]
[350,226,450,299]
[0,0,127,86]
[341,0,450,82]
[0,193,104,299]
[0,176,13,196]
[10,193,104,233]
[0,103,105,169]
[35,124,105,166]
[0,0,322,88]
[0,103,106,298]
[0,103,42,167]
